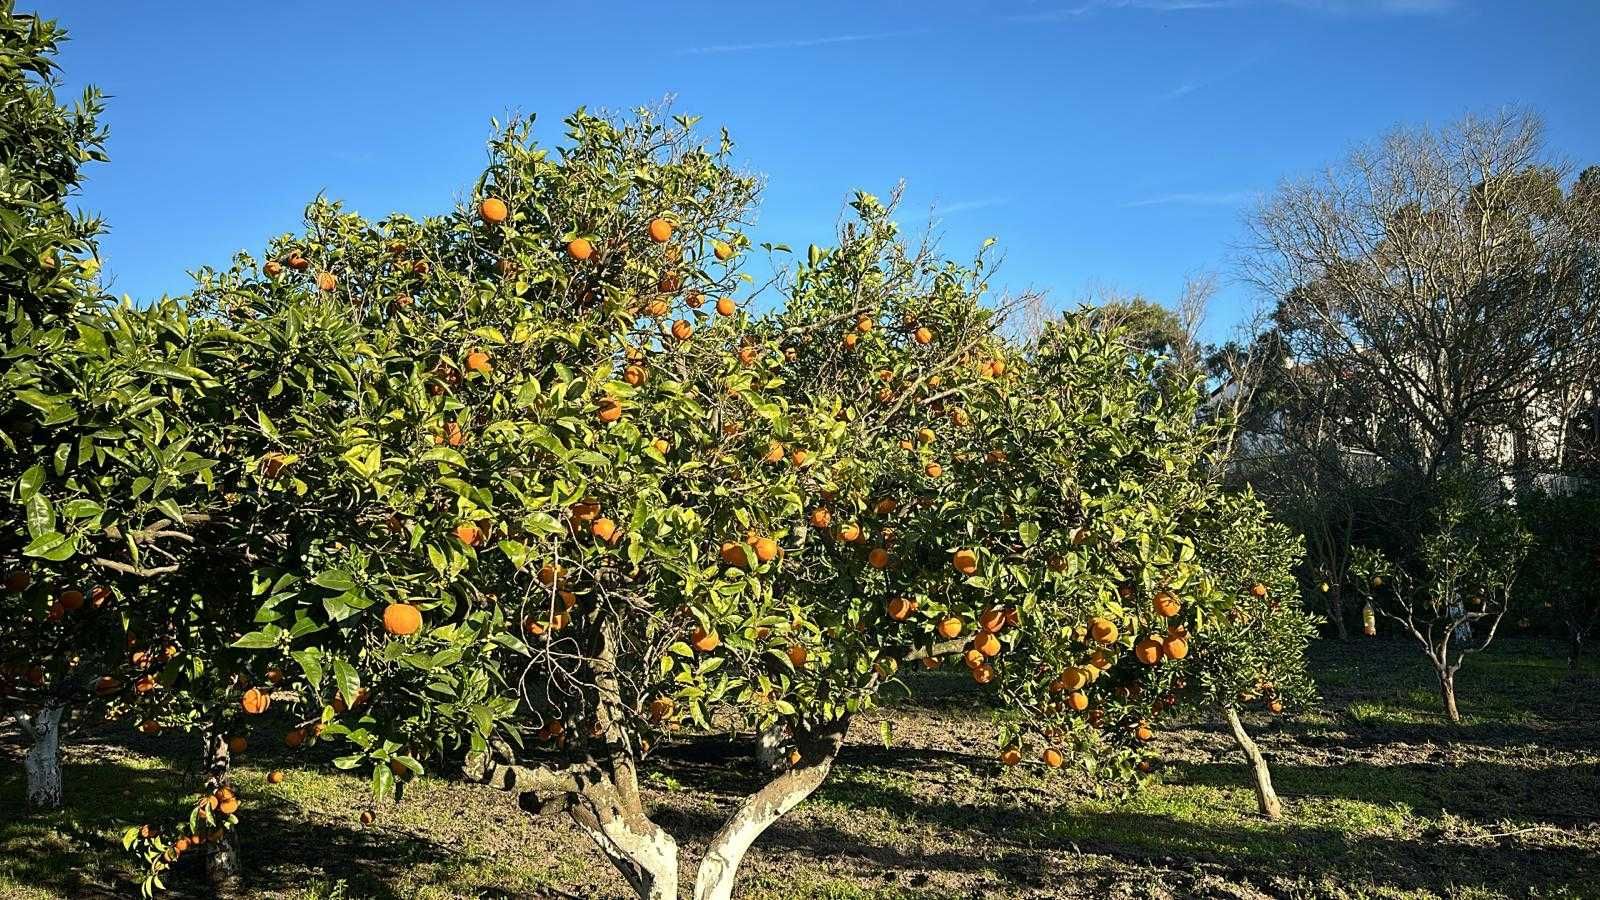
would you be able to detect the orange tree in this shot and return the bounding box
[143,108,846,899]
[1165,492,1317,819]
[0,4,244,827]
[115,109,1314,898]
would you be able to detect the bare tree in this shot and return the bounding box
[1242,110,1600,484]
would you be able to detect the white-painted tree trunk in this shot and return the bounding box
[1223,706,1282,820]
[695,718,849,900]
[23,705,65,810]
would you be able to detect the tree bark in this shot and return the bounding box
[1438,668,1461,723]
[1568,629,1585,675]
[22,704,65,810]
[694,717,850,900]
[753,722,785,771]
[202,730,242,893]
[1223,706,1282,821]
[1328,584,1349,641]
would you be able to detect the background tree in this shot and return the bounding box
[1243,110,1600,487]
[1515,486,1600,670]
[1350,473,1531,723]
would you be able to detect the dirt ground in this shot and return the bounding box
[3,636,1598,899]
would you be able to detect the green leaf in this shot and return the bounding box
[333,658,361,708]
[230,631,279,649]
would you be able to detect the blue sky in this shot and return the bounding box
[38,0,1600,342]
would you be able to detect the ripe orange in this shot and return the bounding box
[913,326,933,344]
[836,522,862,543]
[713,240,734,261]
[316,271,337,292]
[809,508,832,529]
[287,253,309,271]
[454,522,482,546]
[973,632,1001,657]
[567,238,594,261]
[1068,690,1089,711]
[1000,747,1021,766]
[1161,633,1189,660]
[917,428,936,445]
[592,518,620,545]
[1088,617,1119,644]
[226,736,248,755]
[648,218,673,242]
[787,644,808,669]
[284,728,306,749]
[867,548,890,569]
[924,462,943,478]
[1134,636,1162,665]
[855,316,873,333]
[937,616,963,639]
[139,719,162,735]
[644,298,670,317]
[360,810,376,827]
[972,663,995,684]
[978,608,1006,633]
[1060,667,1089,691]
[1250,583,1268,599]
[597,398,623,424]
[690,627,721,653]
[1135,722,1154,742]
[874,498,898,515]
[886,597,915,621]
[465,349,491,374]
[843,333,859,349]
[963,649,985,669]
[240,688,271,715]
[1154,591,1181,618]
[267,770,285,785]
[1042,747,1064,768]
[952,548,979,575]
[649,696,675,722]
[623,365,647,386]
[264,260,284,278]
[790,449,810,467]
[762,442,785,464]
[652,438,670,455]
[716,297,735,316]
[479,197,509,224]
[384,603,422,636]
[754,537,780,563]
[671,320,693,341]
[1268,698,1284,714]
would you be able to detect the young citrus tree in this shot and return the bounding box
[1351,476,1531,723]
[1173,492,1317,819]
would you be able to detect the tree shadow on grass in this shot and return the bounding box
[0,751,461,900]
[760,763,1600,898]
[1168,757,1600,828]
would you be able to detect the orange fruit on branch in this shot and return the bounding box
[886,597,915,621]
[240,688,271,715]
[648,218,673,242]
[690,628,721,653]
[479,197,509,223]
[937,616,964,639]
[1154,591,1181,618]
[383,602,422,636]
[952,548,979,575]
[567,238,594,261]
[1088,617,1119,644]
[1134,636,1162,665]
[316,271,337,292]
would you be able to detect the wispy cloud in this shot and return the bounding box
[1124,190,1261,208]
[937,197,1010,216]
[1011,0,1452,21]
[1162,49,1265,100]
[677,30,922,56]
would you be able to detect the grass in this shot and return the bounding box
[3,636,1598,899]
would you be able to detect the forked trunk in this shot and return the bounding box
[1223,706,1281,820]
[559,769,680,900]
[694,717,850,900]
[202,730,242,893]
[1438,668,1461,724]
[23,705,65,810]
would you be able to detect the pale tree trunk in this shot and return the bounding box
[1438,667,1461,724]
[694,717,850,900]
[21,705,65,810]
[202,730,242,893]
[1223,706,1281,821]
